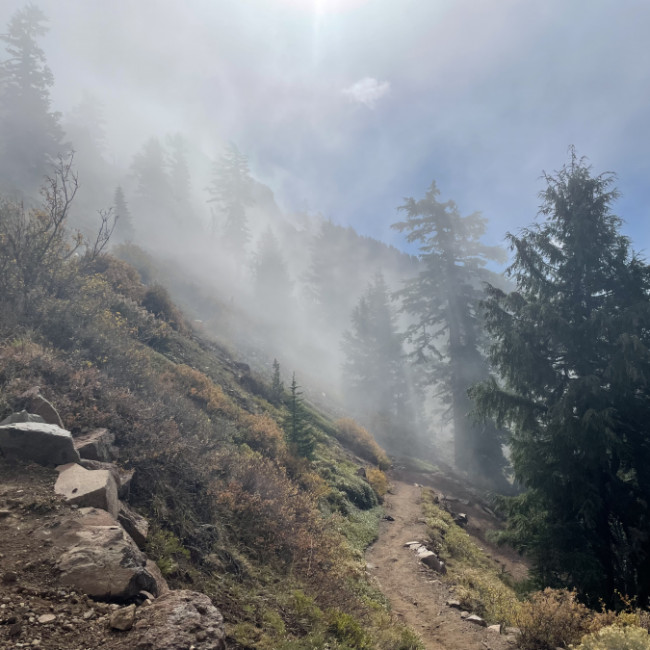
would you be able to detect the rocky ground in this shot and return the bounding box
[366,474,524,650]
[0,458,224,649]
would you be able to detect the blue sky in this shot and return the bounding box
[3,0,650,257]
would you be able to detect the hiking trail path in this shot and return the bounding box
[365,473,525,650]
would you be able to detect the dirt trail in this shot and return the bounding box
[365,479,518,650]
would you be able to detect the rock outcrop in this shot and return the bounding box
[74,428,116,462]
[130,590,226,649]
[18,387,64,428]
[50,507,158,601]
[0,422,81,466]
[79,458,134,499]
[118,502,150,549]
[0,410,46,425]
[55,463,119,518]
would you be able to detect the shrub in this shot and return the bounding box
[146,527,191,577]
[571,625,650,650]
[517,588,591,650]
[333,473,378,510]
[165,364,238,418]
[237,413,287,460]
[142,283,187,333]
[366,467,388,501]
[327,610,372,649]
[334,418,390,469]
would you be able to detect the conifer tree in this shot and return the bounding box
[206,142,254,253]
[270,358,284,406]
[472,150,650,605]
[392,182,506,483]
[252,228,293,317]
[284,374,316,460]
[0,4,65,195]
[113,186,134,243]
[342,272,418,450]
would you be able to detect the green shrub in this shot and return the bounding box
[571,625,650,650]
[333,473,378,510]
[327,610,372,649]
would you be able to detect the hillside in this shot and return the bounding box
[0,192,425,647]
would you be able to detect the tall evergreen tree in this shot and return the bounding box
[0,4,65,195]
[206,142,254,253]
[113,186,134,243]
[472,151,650,605]
[284,374,316,460]
[270,358,284,406]
[252,227,293,317]
[392,182,506,483]
[130,137,173,234]
[341,272,418,451]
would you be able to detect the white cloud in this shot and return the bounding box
[342,77,390,108]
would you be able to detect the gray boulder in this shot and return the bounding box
[79,458,134,499]
[54,463,119,518]
[74,428,116,462]
[0,422,80,466]
[18,387,64,428]
[52,507,157,601]
[0,410,46,425]
[130,590,226,649]
[118,502,150,550]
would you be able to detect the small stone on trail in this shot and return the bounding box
[38,613,56,623]
[446,599,462,608]
[466,614,487,627]
[383,515,395,521]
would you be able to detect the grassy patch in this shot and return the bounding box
[422,489,521,625]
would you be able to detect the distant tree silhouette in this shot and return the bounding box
[113,186,134,243]
[342,272,418,451]
[392,181,507,485]
[206,142,254,253]
[252,228,293,317]
[0,4,65,195]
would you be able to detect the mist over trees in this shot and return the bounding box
[392,182,508,487]
[0,4,64,196]
[341,272,420,453]
[3,3,650,611]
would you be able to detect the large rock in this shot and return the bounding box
[145,559,170,596]
[130,590,226,649]
[55,463,118,518]
[74,428,116,462]
[0,410,46,425]
[416,546,447,574]
[18,387,64,428]
[118,502,149,549]
[0,422,80,466]
[79,459,134,499]
[51,507,158,601]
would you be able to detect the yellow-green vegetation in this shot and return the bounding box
[0,187,420,649]
[571,625,650,650]
[334,418,391,470]
[508,587,650,650]
[365,467,389,501]
[422,489,521,625]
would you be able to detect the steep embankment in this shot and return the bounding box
[367,476,523,650]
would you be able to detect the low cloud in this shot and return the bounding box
[342,77,390,108]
